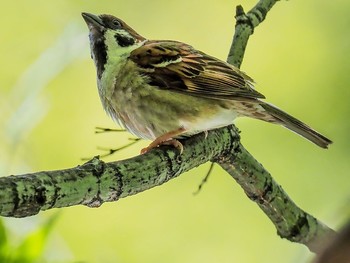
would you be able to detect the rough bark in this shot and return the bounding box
[0,0,336,254]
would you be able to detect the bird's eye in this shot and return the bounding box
[112,19,121,28]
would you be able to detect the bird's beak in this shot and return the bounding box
[82,12,104,30]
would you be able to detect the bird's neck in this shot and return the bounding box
[96,31,145,99]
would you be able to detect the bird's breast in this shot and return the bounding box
[97,58,159,139]
[96,55,239,140]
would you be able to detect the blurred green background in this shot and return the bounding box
[0,0,349,262]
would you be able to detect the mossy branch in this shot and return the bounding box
[0,127,237,217]
[227,0,279,67]
[0,0,336,255]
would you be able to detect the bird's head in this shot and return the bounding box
[82,12,145,78]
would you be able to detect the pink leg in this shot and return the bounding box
[141,127,186,154]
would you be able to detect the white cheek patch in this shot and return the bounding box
[104,30,145,57]
[99,31,146,98]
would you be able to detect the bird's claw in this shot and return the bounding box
[141,139,184,154]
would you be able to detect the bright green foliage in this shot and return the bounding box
[0,216,57,263]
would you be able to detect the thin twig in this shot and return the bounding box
[193,162,215,195]
[95,127,126,133]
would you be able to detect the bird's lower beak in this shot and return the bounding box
[82,12,104,30]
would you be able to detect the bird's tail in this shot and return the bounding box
[258,102,332,148]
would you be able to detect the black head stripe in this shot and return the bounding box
[115,34,135,47]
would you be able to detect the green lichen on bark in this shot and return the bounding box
[0,127,239,217]
[0,0,336,255]
[227,0,279,68]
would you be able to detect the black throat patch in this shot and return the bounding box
[91,36,107,79]
[115,34,135,47]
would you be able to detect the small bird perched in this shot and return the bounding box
[82,12,332,153]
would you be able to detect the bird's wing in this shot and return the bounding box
[129,40,265,100]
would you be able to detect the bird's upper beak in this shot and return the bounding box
[82,12,104,31]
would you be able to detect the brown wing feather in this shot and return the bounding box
[129,40,265,100]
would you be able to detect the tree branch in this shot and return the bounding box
[227,0,279,67]
[0,0,336,255]
[225,0,336,253]
[216,144,336,253]
[0,126,238,217]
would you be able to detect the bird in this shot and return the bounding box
[81,12,332,154]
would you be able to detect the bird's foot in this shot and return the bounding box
[140,127,186,154]
[141,139,183,154]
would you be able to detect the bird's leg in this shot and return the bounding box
[141,127,186,154]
